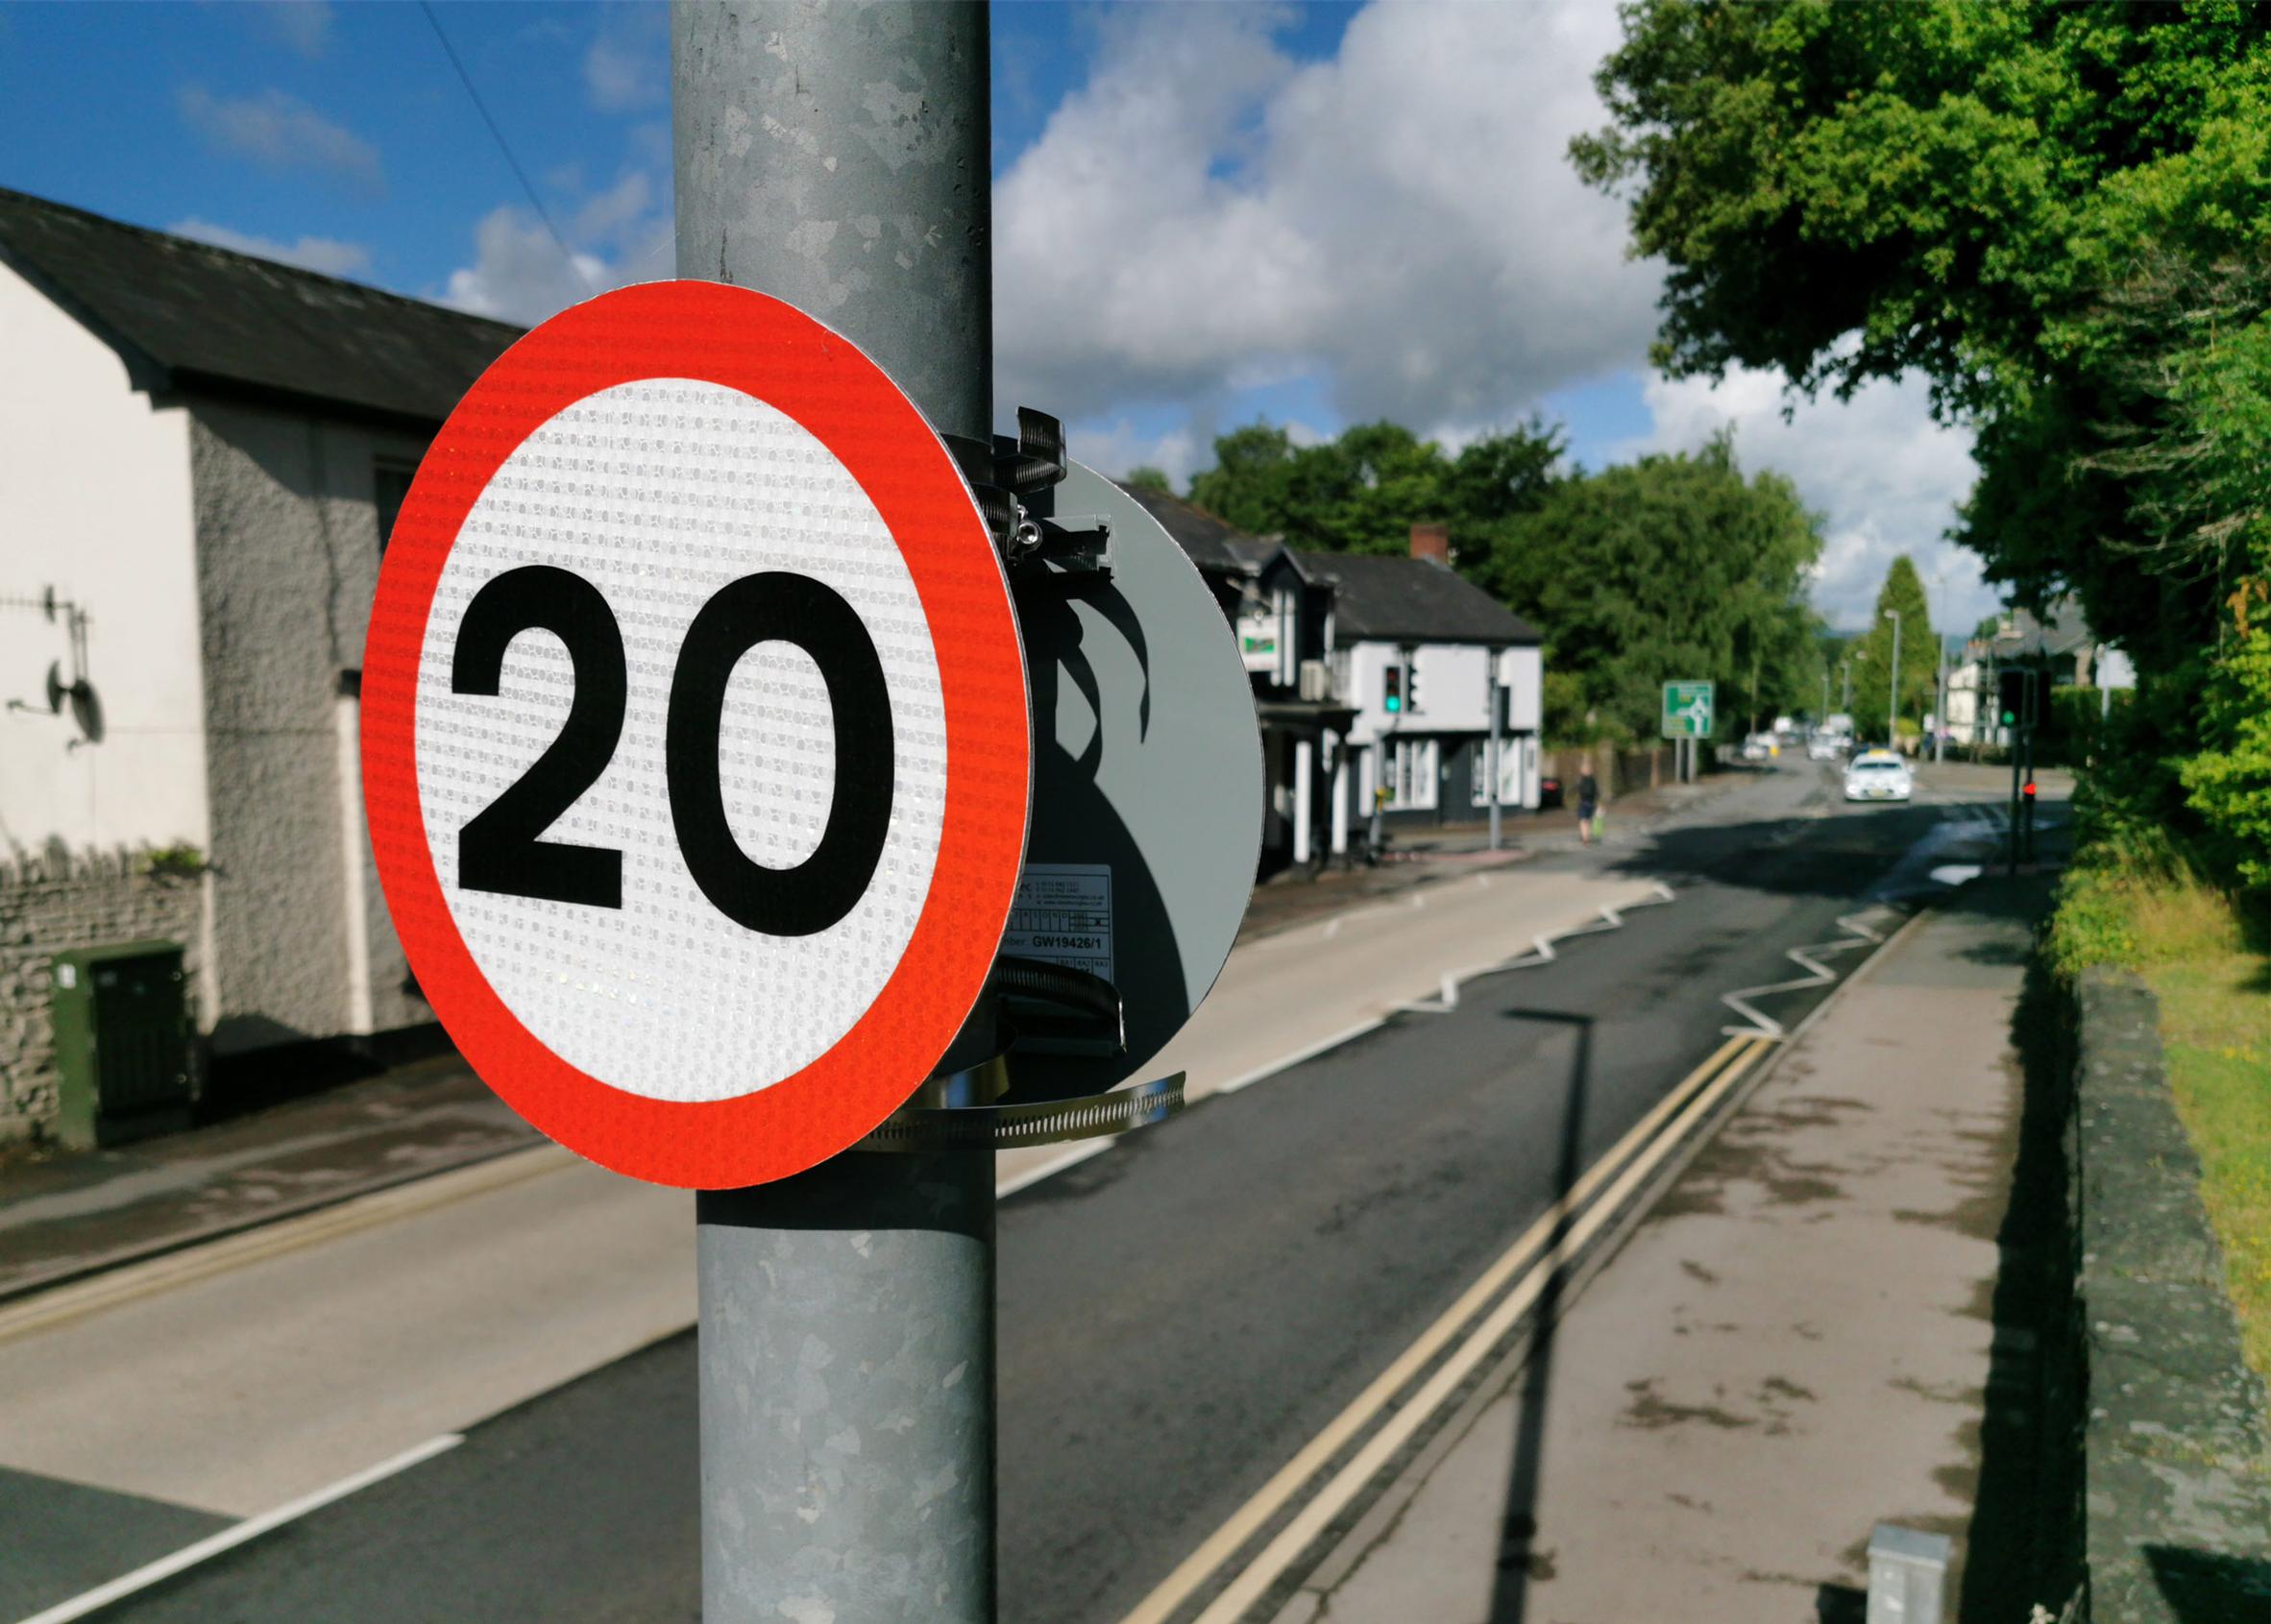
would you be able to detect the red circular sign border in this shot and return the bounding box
[362,280,1030,1190]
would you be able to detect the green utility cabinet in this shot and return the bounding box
[51,940,194,1149]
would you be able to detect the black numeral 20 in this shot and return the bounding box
[450,566,893,937]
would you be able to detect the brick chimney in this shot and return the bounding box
[1409,521,1450,567]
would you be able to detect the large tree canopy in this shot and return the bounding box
[1580,0,2271,883]
[1185,419,1564,561]
[1480,434,1825,743]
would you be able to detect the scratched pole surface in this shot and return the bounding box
[675,5,998,1619]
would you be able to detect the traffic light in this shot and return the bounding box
[1997,667,2039,729]
[1383,665,1404,714]
[1404,658,1423,715]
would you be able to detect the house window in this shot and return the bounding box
[1384,737,1438,811]
[374,459,418,552]
[1470,740,1519,807]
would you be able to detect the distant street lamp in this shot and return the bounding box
[1884,607,1903,749]
[1928,570,1949,764]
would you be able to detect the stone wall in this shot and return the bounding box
[0,846,206,1146]
[2068,969,2271,1619]
[1540,743,1701,800]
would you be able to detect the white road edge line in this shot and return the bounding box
[15,1434,465,1624]
[1214,1018,1390,1098]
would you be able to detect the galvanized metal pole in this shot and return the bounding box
[1486,654,1502,851]
[674,6,997,1620]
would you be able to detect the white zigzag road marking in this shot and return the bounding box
[1718,907,1896,1039]
[1391,882,1677,1016]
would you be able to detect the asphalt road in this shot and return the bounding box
[20,759,2025,1624]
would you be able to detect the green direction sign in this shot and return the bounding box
[1662,680,1715,739]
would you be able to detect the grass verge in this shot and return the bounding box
[2051,860,2271,1381]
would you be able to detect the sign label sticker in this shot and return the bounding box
[362,280,1030,1190]
[1001,864,1114,984]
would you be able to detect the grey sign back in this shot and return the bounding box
[1000,460,1263,1103]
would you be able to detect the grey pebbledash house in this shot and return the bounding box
[0,186,523,1141]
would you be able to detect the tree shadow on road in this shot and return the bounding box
[1595,805,1997,902]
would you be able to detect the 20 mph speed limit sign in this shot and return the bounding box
[363,281,1030,1190]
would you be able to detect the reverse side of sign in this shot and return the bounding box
[362,280,1030,1190]
[1000,461,1263,1103]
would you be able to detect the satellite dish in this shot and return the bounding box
[43,662,64,715]
[66,680,103,745]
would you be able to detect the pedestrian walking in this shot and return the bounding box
[1576,760,1600,845]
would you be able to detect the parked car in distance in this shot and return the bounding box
[1807,733,1847,762]
[1538,774,1564,811]
[1844,749,1914,802]
[1740,733,1774,761]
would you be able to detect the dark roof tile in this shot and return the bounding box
[1111,482,1258,575]
[1294,550,1540,646]
[0,187,521,425]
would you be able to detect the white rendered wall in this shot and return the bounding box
[1346,640,1541,745]
[0,260,207,853]
[1499,646,1542,732]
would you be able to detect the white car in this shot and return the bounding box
[1740,733,1774,761]
[1807,734,1847,763]
[1844,750,1914,802]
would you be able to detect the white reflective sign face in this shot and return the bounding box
[413,379,946,1102]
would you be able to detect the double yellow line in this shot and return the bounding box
[1119,1031,1776,1624]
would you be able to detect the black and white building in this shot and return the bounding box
[1121,493,1545,874]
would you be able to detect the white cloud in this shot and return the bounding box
[1066,417,1208,490]
[241,1,332,58]
[585,32,663,112]
[992,3,1657,431]
[169,216,372,279]
[177,85,383,193]
[1622,368,1993,633]
[442,208,610,324]
[573,171,653,244]
[440,183,674,326]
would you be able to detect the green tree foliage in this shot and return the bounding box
[1185,419,1564,561]
[1579,0,2271,886]
[1182,417,1822,743]
[1482,434,1823,741]
[1846,556,1935,744]
[1122,466,1173,497]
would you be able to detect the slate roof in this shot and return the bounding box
[1295,550,1541,647]
[0,187,522,426]
[1112,483,1263,576]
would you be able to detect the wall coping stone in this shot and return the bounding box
[2072,967,2271,1620]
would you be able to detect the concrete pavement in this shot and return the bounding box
[1270,876,2047,1623]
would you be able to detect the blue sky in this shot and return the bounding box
[0,1,1990,630]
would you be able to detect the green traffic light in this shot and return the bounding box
[2000,710,2015,726]
[1385,696,1402,713]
